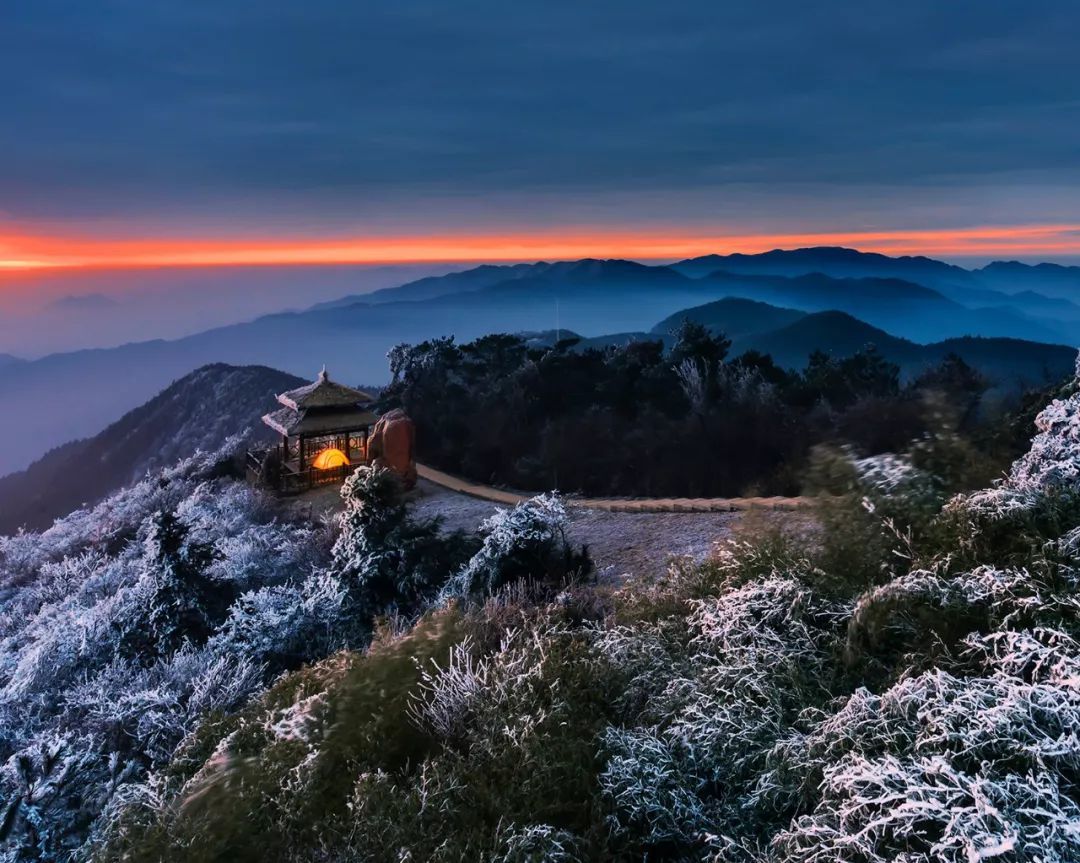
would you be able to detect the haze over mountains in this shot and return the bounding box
[0,364,304,534]
[1,246,1078,478]
[0,262,461,357]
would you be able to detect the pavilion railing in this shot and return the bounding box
[246,448,363,495]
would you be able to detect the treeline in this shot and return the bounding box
[381,325,1030,497]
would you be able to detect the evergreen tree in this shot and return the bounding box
[142,510,227,656]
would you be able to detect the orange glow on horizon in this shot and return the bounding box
[2,223,1080,271]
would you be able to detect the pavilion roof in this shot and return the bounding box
[262,405,379,437]
[276,367,374,411]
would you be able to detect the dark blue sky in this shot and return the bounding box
[2,1,1079,242]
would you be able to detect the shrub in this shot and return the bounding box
[331,465,476,614]
[442,493,592,600]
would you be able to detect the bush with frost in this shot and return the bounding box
[943,367,1080,556]
[442,493,591,600]
[489,822,582,863]
[765,629,1080,862]
[330,465,474,614]
[598,575,840,854]
[211,571,349,668]
[0,444,338,860]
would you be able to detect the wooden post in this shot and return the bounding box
[298,435,306,471]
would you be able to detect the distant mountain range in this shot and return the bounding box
[653,297,807,339]
[673,246,1080,297]
[0,247,1077,477]
[673,246,977,286]
[638,297,1073,381]
[0,364,302,534]
[737,312,1074,382]
[977,260,1080,298]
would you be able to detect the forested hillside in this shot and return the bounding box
[0,364,304,534]
[0,439,588,859]
[82,355,1080,862]
[382,327,1055,498]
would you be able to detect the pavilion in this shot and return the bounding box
[250,367,378,493]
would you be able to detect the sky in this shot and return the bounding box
[2,0,1080,268]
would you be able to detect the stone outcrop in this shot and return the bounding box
[368,408,417,489]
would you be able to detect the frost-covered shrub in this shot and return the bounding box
[943,365,1080,554]
[852,452,938,500]
[766,655,1080,862]
[442,493,591,600]
[489,823,582,863]
[759,366,1080,862]
[805,447,943,596]
[211,572,349,669]
[600,727,712,846]
[774,754,1080,863]
[842,564,1057,666]
[408,637,491,742]
[1009,388,1080,493]
[598,576,838,854]
[331,465,475,613]
[0,443,337,860]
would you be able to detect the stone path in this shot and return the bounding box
[416,463,808,512]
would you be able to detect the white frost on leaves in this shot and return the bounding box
[596,372,1080,859]
[408,637,491,741]
[267,692,328,743]
[490,822,582,863]
[1010,393,1080,492]
[598,575,836,848]
[851,452,929,496]
[0,444,339,859]
[951,365,1080,522]
[442,492,568,599]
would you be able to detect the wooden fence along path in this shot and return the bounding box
[416,464,808,512]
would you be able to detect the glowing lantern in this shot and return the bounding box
[312,448,350,470]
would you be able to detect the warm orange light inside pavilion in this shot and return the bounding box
[312,448,350,470]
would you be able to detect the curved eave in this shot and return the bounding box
[262,410,294,436]
[262,407,378,437]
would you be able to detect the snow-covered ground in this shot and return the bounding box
[411,480,781,580]
[304,478,804,580]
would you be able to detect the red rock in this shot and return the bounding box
[368,408,417,489]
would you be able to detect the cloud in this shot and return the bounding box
[1,0,1078,229]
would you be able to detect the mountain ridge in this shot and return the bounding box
[0,363,304,534]
[2,249,1077,477]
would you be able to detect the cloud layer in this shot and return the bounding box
[2,1,1079,234]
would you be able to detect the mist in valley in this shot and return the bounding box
[0,262,464,358]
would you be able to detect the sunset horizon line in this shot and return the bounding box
[3,222,1080,272]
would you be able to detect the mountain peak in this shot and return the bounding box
[672,246,972,282]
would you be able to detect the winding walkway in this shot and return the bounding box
[416,464,809,513]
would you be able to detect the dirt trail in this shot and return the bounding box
[301,469,810,580]
[409,479,803,580]
[417,463,807,513]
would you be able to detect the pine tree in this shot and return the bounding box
[142,509,226,656]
